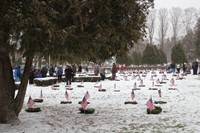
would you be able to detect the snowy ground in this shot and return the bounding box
[1,70,200,133]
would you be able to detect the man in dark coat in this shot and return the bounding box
[192,60,198,75]
[170,63,176,73]
[41,66,48,77]
[29,68,36,84]
[65,65,73,86]
[57,65,63,82]
[100,66,105,80]
[78,65,82,73]
[49,65,55,76]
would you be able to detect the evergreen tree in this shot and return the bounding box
[0,0,154,123]
[157,48,167,64]
[195,18,200,58]
[131,51,142,66]
[142,44,157,65]
[116,54,132,66]
[171,43,187,64]
[142,44,167,65]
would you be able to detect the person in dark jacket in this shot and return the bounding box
[192,60,198,75]
[182,63,187,73]
[41,66,48,77]
[100,66,105,80]
[49,65,55,76]
[78,65,82,73]
[111,63,117,80]
[71,64,76,82]
[14,66,20,82]
[170,63,176,73]
[94,64,100,76]
[57,65,63,82]
[29,68,36,84]
[65,65,73,86]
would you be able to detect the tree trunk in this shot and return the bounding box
[14,55,33,116]
[0,38,18,123]
[0,33,34,123]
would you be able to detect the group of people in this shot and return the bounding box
[167,60,200,75]
[29,66,48,84]
[56,63,118,83]
[53,65,77,84]
[92,63,118,81]
[28,64,77,85]
[15,59,200,85]
[167,62,187,74]
[26,62,120,85]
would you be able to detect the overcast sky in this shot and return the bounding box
[154,0,200,9]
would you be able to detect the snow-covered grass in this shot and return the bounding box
[1,70,200,133]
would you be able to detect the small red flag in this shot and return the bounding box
[131,90,135,101]
[27,96,35,108]
[152,81,154,87]
[124,76,128,81]
[140,79,143,85]
[170,78,175,86]
[176,75,180,80]
[95,81,98,85]
[158,89,161,98]
[146,97,155,111]
[51,84,55,89]
[156,78,160,84]
[99,84,102,91]
[133,82,137,89]
[150,75,154,80]
[65,91,69,100]
[81,96,88,110]
[85,91,90,100]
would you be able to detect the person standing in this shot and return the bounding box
[14,66,21,82]
[94,64,100,76]
[49,65,55,76]
[78,65,82,73]
[41,66,48,77]
[176,64,180,73]
[85,65,88,72]
[120,64,125,73]
[170,62,176,73]
[182,63,187,73]
[111,63,117,80]
[65,65,73,86]
[57,65,63,82]
[100,66,106,80]
[192,60,198,75]
[29,68,36,84]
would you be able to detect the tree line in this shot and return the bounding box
[116,42,187,66]
[147,7,200,62]
[118,7,200,64]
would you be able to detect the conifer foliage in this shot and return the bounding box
[195,18,200,58]
[131,51,142,66]
[116,54,132,66]
[142,44,166,65]
[171,43,187,64]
